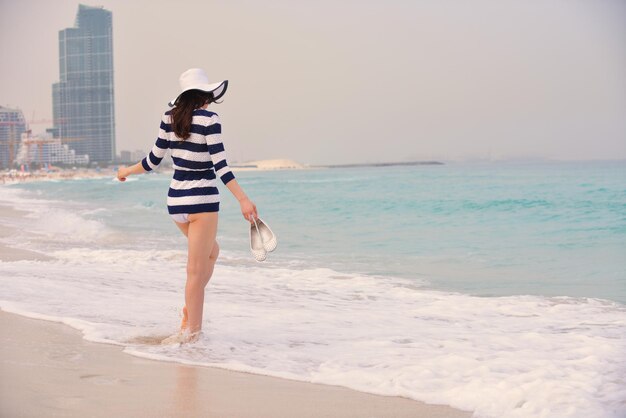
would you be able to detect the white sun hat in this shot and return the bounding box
[168,68,228,107]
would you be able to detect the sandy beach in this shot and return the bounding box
[0,311,472,418]
[0,168,115,185]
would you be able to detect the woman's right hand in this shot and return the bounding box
[239,197,258,222]
[117,166,130,182]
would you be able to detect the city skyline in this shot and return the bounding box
[1,1,625,165]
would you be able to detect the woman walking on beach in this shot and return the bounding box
[117,68,258,344]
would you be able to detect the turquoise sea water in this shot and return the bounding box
[11,160,626,303]
[2,160,626,418]
[243,160,626,303]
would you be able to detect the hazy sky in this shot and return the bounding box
[1,0,625,164]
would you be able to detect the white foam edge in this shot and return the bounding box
[0,301,125,347]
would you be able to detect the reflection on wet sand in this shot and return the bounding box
[172,364,200,417]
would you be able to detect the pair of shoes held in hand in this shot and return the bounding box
[249,216,277,262]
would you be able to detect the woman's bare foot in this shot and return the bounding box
[160,328,201,345]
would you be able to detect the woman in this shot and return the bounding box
[117,68,257,344]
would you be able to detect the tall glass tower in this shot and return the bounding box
[52,4,115,163]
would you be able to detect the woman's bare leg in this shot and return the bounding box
[174,220,189,237]
[175,221,220,276]
[180,241,219,331]
[205,241,220,284]
[184,212,218,334]
[174,219,220,332]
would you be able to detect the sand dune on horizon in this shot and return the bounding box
[233,158,307,170]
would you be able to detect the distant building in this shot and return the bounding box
[52,4,115,163]
[117,149,147,163]
[131,149,147,162]
[118,149,170,167]
[16,132,89,166]
[0,106,27,169]
[119,150,131,162]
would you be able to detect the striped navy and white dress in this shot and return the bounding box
[141,108,235,215]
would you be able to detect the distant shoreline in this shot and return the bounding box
[0,160,447,184]
[316,161,444,169]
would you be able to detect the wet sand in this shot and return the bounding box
[0,311,473,418]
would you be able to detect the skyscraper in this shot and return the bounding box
[0,106,27,169]
[52,4,115,163]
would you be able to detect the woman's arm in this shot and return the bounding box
[206,113,258,222]
[225,178,258,222]
[118,114,169,182]
[117,162,145,182]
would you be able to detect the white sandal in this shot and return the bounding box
[249,216,267,262]
[256,217,277,252]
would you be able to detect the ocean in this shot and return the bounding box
[1,161,625,418]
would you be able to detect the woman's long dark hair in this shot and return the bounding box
[170,89,216,140]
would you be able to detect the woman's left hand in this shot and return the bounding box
[240,197,258,222]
